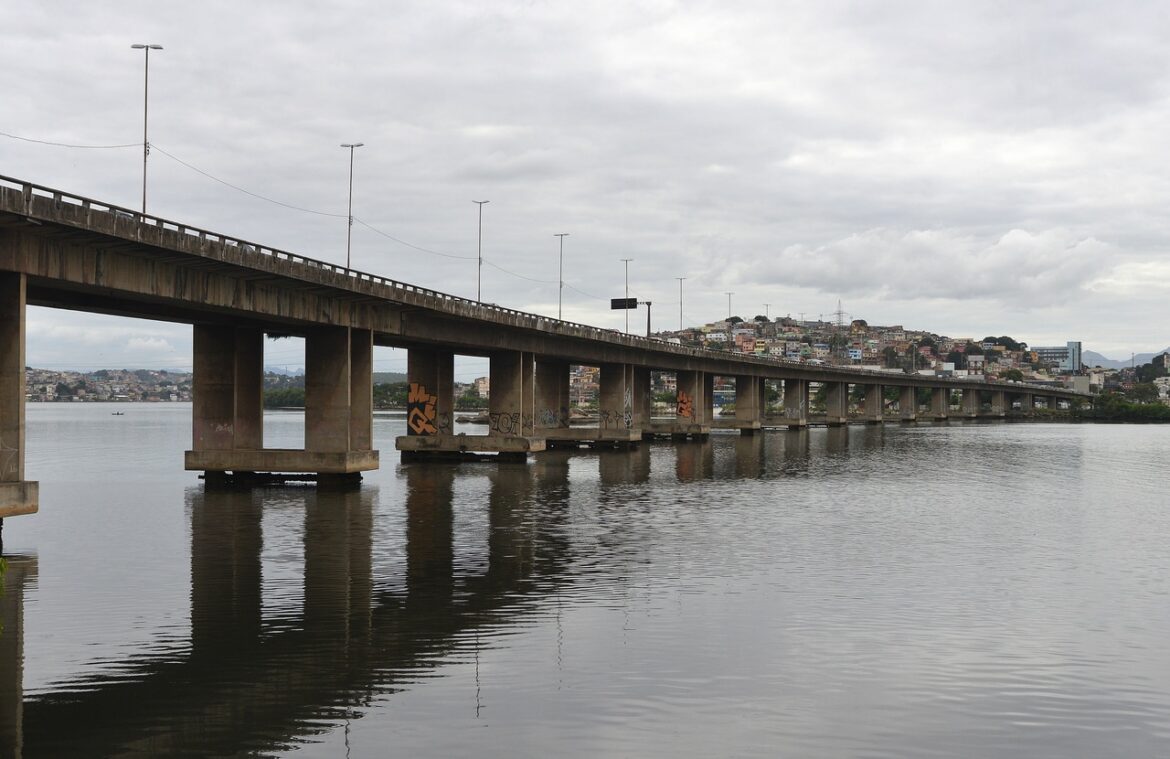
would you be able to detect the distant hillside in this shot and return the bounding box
[1083,348,1170,369]
[374,372,408,384]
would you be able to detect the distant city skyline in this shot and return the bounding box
[7,3,1170,363]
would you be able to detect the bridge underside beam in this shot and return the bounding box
[0,272,37,517]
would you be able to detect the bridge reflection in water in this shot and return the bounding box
[0,458,583,757]
[0,429,904,755]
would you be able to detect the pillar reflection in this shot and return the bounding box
[0,554,35,759]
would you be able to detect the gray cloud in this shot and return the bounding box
[5,0,1170,364]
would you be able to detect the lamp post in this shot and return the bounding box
[555,233,569,319]
[340,142,364,269]
[621,258,633,333]
[130,43,162,214]
[675,276,686,331]
[474,200,489,301]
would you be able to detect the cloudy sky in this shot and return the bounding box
[4,0,1170,371]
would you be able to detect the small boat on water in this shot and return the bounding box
[111,412,125,416]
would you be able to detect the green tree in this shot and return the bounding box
[999,368,1024,382]
[1126,383,1160,404]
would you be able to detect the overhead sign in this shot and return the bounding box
[610,297,638,310]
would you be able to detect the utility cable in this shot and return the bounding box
[0,129,138,149]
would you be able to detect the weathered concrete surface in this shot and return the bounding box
[540,428,641,442]
[931,387,950,420]
[184,449,379,474]
[642,421,710,439]
[824,382,849,426]
[534,358,571,430]
[394,434,546,453]
[900,386,918,422]
[489,351,536,438]
[305,327,353,453]
[783,378,809,429]
[0,482,38,517]
[961,388,980,418]
[0,272,36,517]
[863,384,884,423]
[406,349,455,436]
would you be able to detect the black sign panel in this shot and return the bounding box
[610,297,638,309]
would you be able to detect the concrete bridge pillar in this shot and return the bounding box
[864,384,884,423]
[191,325,264,452]
[900,386,918,422]
[988,390,1007,417]
[961,388,980,418]
[1017,393,1034,413]
[534,358,571,430]
[599,363,636,433]
[824,382,849,426]
[931,387,949,420]
[490,350,537,437]
[677,370,713,426]
[187,325,378,480]
[733,374,764,433]
[405,348,455,436]
[302,326,377,475]
[782,378,809,429]
[0,272,37,517]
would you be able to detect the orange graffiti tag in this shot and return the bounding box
[677,389,694,419]
[407,382,439,435]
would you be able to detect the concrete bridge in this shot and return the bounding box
[0,175,1091,517]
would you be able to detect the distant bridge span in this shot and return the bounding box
[0,175,1091,516]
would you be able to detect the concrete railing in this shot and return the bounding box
[0,174,1087,399]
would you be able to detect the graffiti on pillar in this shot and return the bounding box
[538,407,569,428]
[0,435,17,478]
[677,388,694,419]
[407,382,440,435]
[489,411,521,436]
[623,384,634,428]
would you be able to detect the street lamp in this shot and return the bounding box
[621,258,633,333]
[130,43,162,214]
[675,276,686,331]
[555,233,569,319]
[474,201,489,301]
[340,143,364,269]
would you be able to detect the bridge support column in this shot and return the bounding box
[824,382,848,426]
[595,363,642,446]
[900,386,918,422]
[931,387,949,420]
[986,390,1006,418]
[191,325,263,452]
[490,350,535,437]
[672,370,712,439]
[187,325,378,480]
[0,272,36,517]
[864,384,884,423]
[534,358,571,431]
[783,378,809,429]
[1017,393,1034,414]
[961,388,980,418]
[405,349,455,437]
[730,374,764,433]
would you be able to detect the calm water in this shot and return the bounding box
[1,403,1168,757]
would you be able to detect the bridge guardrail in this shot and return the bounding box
[0,174,1086,398]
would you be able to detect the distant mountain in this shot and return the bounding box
[1083,348,1170,370]
[265,366,304,376]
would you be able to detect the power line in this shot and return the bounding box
[353,217,475,260]
[0,129,138,149]
[151,143,348,218]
